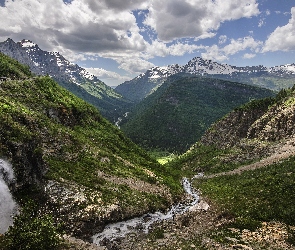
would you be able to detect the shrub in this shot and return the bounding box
[2,201,63,250]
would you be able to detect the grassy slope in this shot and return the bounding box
[197,158,295,229]
[0,53,183,230]
[165,87,295,248]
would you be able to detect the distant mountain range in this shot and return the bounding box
[116,57,295,102]
[0,38,132,121]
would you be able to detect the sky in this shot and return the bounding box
[0,0,295,86]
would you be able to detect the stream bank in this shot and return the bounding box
[92,177,209,248]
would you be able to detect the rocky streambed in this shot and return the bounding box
[92,176,209,247]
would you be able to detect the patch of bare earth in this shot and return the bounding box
[97,170,171,200]
[206,136,295,179]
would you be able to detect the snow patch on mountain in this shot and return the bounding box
[20,40,36,48]
[133,57,295,82]
[269,64,295,75]
[1,38,102,87]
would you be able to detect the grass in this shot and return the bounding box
[195,155,295,230]
[0,63,184,228]
[148,150,178,165]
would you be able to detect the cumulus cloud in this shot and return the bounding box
[243,53,256,59]
[223,37,262,55]
[201,45,228,61]
[0,0,154,76]
[263,7,295,52]
[0,0,147,54]
[144,0,259,41]
[219,35,227,45]
[145,40,202,58]
[0,0,266,78]
[117,57,155,74]
[202,36,262,62]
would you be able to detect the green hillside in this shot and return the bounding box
[121,75,275,153]
[160,87,295,249]
[115,74,165,102]
[56,75,133,123]
[0,52,182,240]
[0,52,32,79]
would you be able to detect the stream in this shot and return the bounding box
[92,176,201,245]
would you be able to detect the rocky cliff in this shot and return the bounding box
[199,87,295,164]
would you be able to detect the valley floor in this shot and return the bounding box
[82,201,295,250]
[63,137,295,250]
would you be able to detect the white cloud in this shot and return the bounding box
[219,35,227,44]
[0,0,154,76]
[144,0,259,41]
[85,67,130,82]
[201,45,229,61]
[223,37,262,55]
[0,0,148,54]
[263,7,295,52]
[243,53,256,59]
[145,40,202,58]
[201,36,262,62]
[0,0,266,77]
[117,57,155,74]
[258,19,265,27]
[169,43,201,56]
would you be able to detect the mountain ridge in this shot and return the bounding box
[0,38,132,121]
[116,57,295,102]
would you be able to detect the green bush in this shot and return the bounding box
[1,201,63,250]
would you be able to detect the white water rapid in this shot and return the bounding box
[92,177,200,245]
[0,159,18,234]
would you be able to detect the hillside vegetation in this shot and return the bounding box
[0,52,183,241]
[121,75,275,153]
[115,74,165,102]
[94,82,295,250]
[159,86,295,249]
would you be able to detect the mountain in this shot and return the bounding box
[0,38,132,121]
[0,52,182,241]
[115,64,183,102]
[116,57,295,102]
[120,74,275,153]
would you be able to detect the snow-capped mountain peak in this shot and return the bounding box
[269,64,295,75]
[20,39,37,48]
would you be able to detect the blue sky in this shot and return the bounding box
[0,0,295,86]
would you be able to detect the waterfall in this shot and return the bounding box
[0,159,18,234]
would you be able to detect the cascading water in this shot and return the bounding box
[0,159,18,234]
[92,177,200,245]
